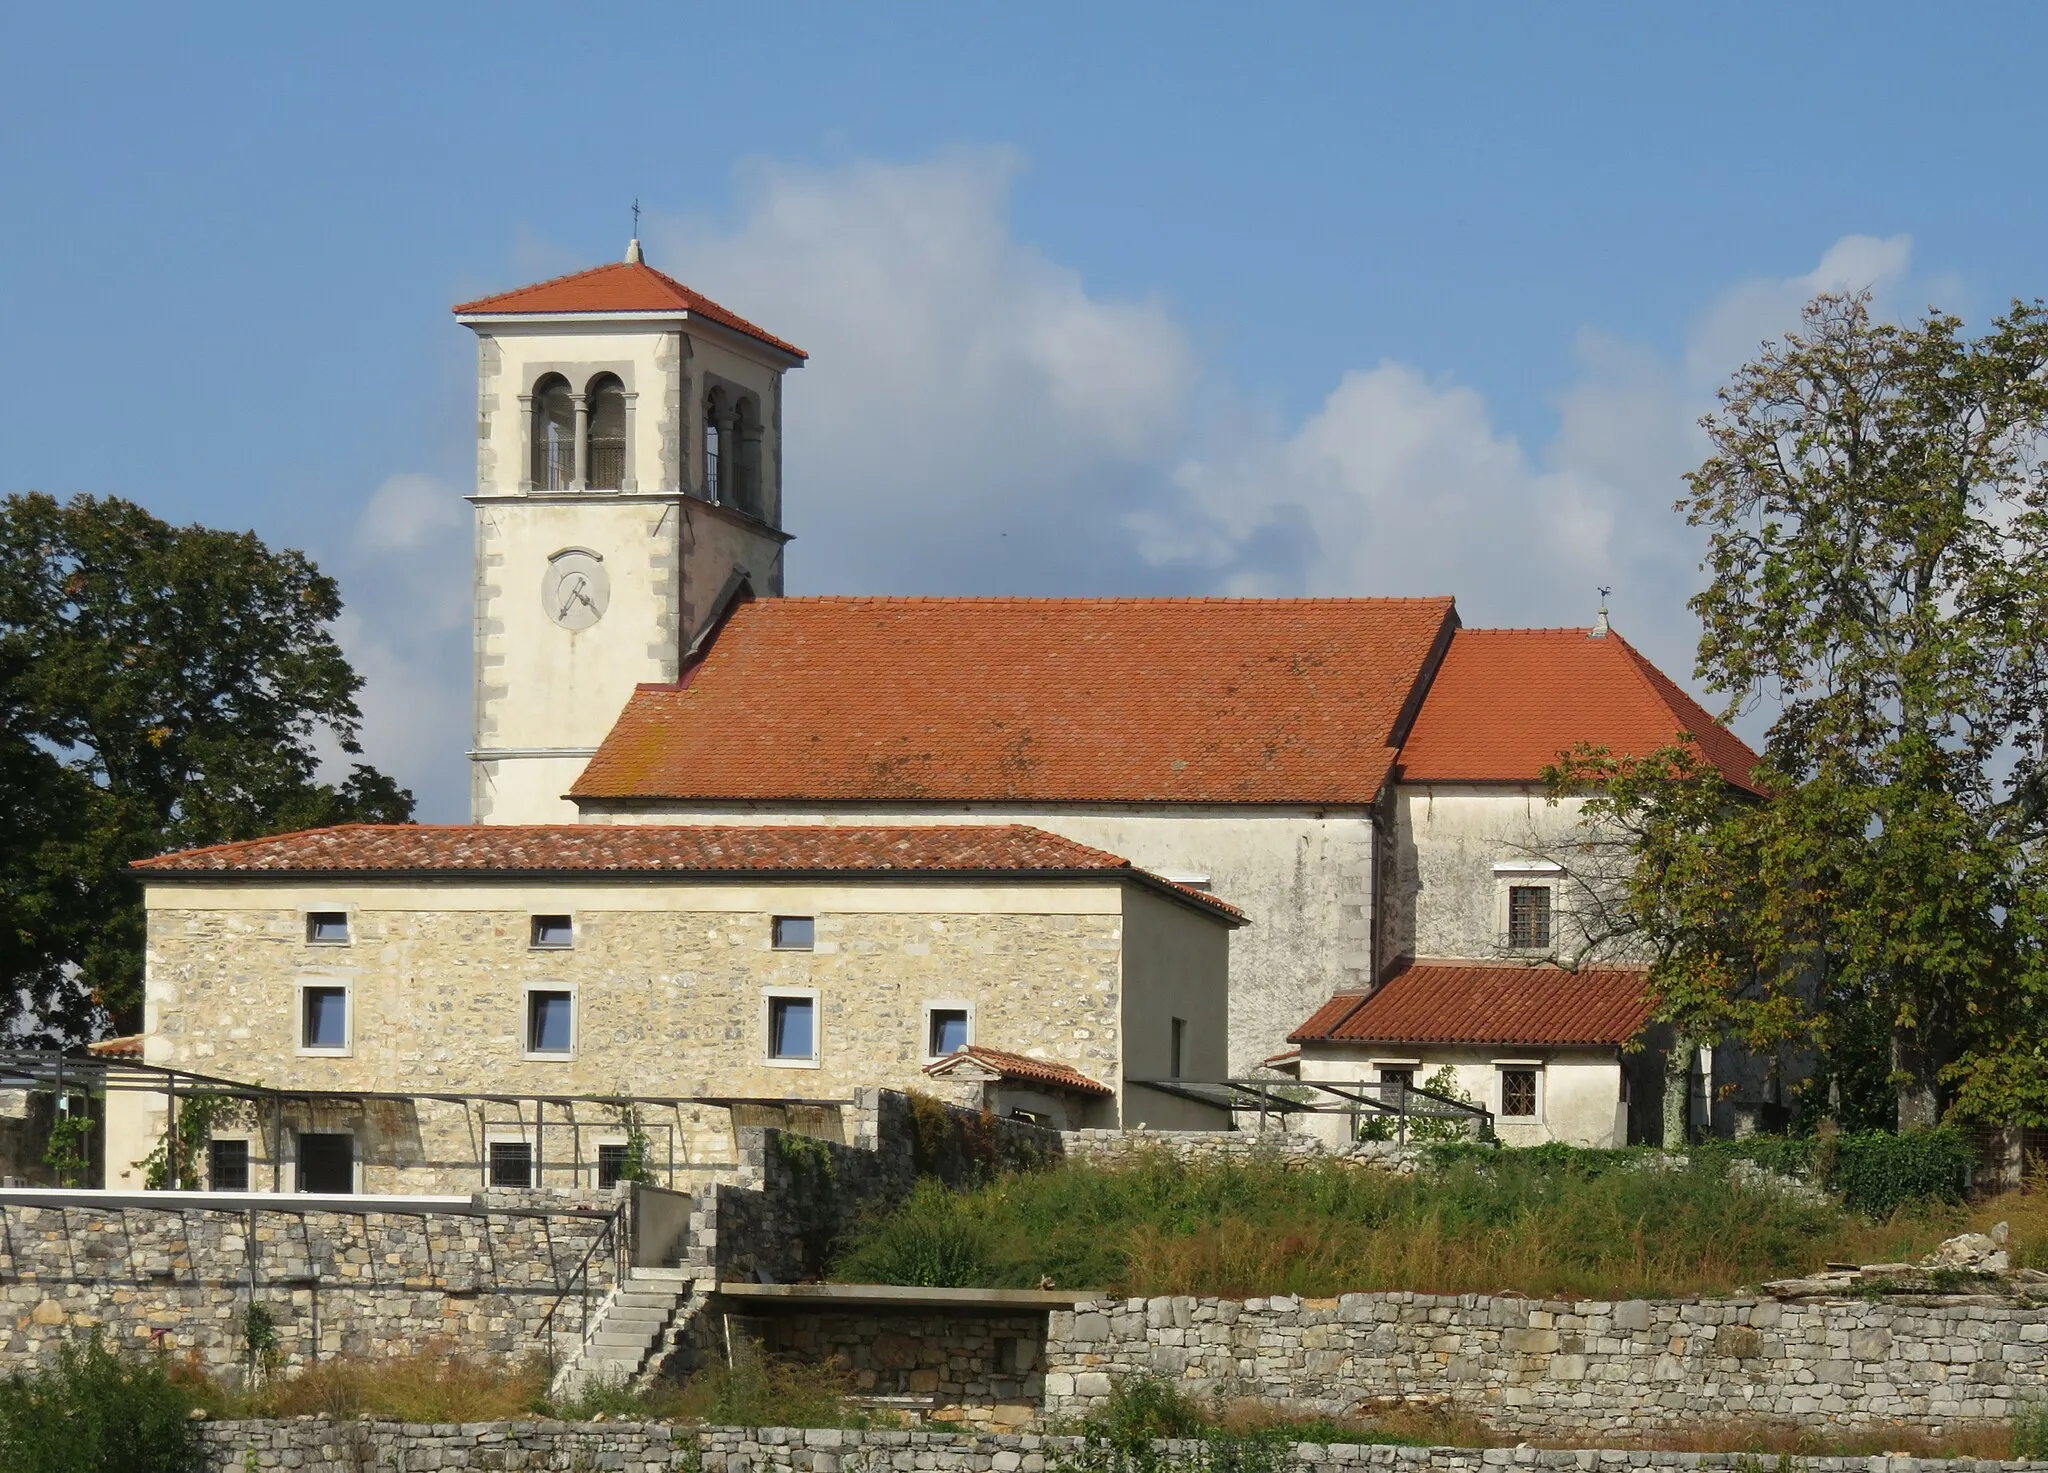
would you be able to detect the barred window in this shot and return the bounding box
[489,1140,533,1189]
[1507,885,1552,950]
[1501,1069,1538,1118]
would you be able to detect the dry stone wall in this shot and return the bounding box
[195,1421,2048,1473]
[1062,1129,1416,1169]
[0,1194,619,1377]
[1047,1292,2048,1435]
[744,1306,1048,1428]
[685,1089,1061,1285]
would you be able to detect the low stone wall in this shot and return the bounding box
[738,1304,1048,1428]
[1046,1292,2048,1435]
[1061,1129,1415,1170]
[687,1089,1061,1284]
[195,1421,2048,1473]
[0,1193,620,1377]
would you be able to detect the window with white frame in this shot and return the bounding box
[524,987,575,1058]
[924,1002,971,1059]
[765,991,818,1064]
[305,911,350,945]
[297,981,351,1055]
[1506,885,1553,950]
[1497,1065,1541,1118]
[530,914,574,949]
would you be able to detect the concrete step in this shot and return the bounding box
[613,1293,679,1310]
[591,1329,661,1349]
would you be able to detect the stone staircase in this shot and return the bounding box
[550,1267,700,1399]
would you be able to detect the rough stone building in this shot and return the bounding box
[109,824,1233,1191]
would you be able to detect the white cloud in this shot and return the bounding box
[356,472,464,554]
[650,150,1195,592]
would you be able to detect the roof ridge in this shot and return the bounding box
[756,595,1458,607]
[451,259,642,311]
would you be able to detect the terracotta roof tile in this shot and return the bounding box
[453,261,806,359]
[923,1044,1114,1098]
[86,1034,143,1059]
[1288,960,1653,1048]
[574,596,1456,807]
[129,823,1243,923]
[1396,628,1761,792]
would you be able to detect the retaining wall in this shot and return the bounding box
[0,1192,619,1377]
[196,1422,2048,1473]
[1046,1292,2048,1435]
[1061,1129,1415,1169]
[686,1089,1060,1284]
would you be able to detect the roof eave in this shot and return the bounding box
[454,309,807,367]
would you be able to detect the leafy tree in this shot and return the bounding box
[0,492,412,1040]
[1543,742,1802,1146]
[1682,292,2048,1127]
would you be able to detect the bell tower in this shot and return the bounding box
[453,240,805,822]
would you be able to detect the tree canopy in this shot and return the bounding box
[1552,292,2048,1132]
[0,492,412,1041]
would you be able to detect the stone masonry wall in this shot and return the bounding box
[1062,1129,1417,1170]
[746,1307,1049,1428]
[196,1421,2048,1473]
[685,1089,1062,1285]
[1046,1292,2048,1435]
[0,1196,619,1378]
[146,895,1127,1119]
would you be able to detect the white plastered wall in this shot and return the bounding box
[1385,784,1600,966]
[466,319,792,823]
[1118,886,1234,1128]
[1292,1044,1626,1148]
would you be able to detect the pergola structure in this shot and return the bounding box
[0,1048,848,1193]
[1131,1075,1494,1141]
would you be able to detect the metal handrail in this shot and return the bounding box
[537,1201,626,1373]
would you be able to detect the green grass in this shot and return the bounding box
[830,1146,2041,1300]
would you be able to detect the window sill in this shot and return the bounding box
[295,1046,352,1059]
[762,1056,821,1069]
[521,1050,576,1063]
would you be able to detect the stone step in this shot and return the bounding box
[613,1292,681,1310]
[602,1309,673,1328]
[591,1330,661,1350]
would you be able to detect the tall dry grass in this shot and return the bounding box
[832,1147,2048,1300]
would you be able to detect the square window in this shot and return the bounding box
[772,916,815,950]
[489,1140,534,1188]
[928,1007,969,1057]
[597,1143,630,1189]
[1501,1068,1538,1117]
[301,986,348,1050]
[530,915,574,949]
[768,995,815,1060]
[297,1132,354,1194]
[1507,886,1553,950]
[1378,1067,1414,1095]
[306,912,350,945]
[209,1138,250,1192]
[526,991,574,1055]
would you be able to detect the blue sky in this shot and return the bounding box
[4,3,2044,818]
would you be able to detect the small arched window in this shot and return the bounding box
[530,376,575,491]
[703,388,727,503]
[586,374,626,490]
[731,393,763,517]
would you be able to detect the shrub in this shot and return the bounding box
[1829,1128,1972,1218]
[0,1332,202,1473]
[1054,1375,1297,1473]
[2013,1400,2048,1460]
[832,1178,998,1287]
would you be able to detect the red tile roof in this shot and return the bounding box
[1288,959,1653,1047]
[1395,627,1761,792]
[129,823,1242,923]
[86,1034,143,1059]
[452,261,806,360]
[573,596,1457,807]
[923,1044,1114,1098]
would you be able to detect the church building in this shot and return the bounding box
[112,241,1775,1190]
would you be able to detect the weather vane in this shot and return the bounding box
[632,198,641,237]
